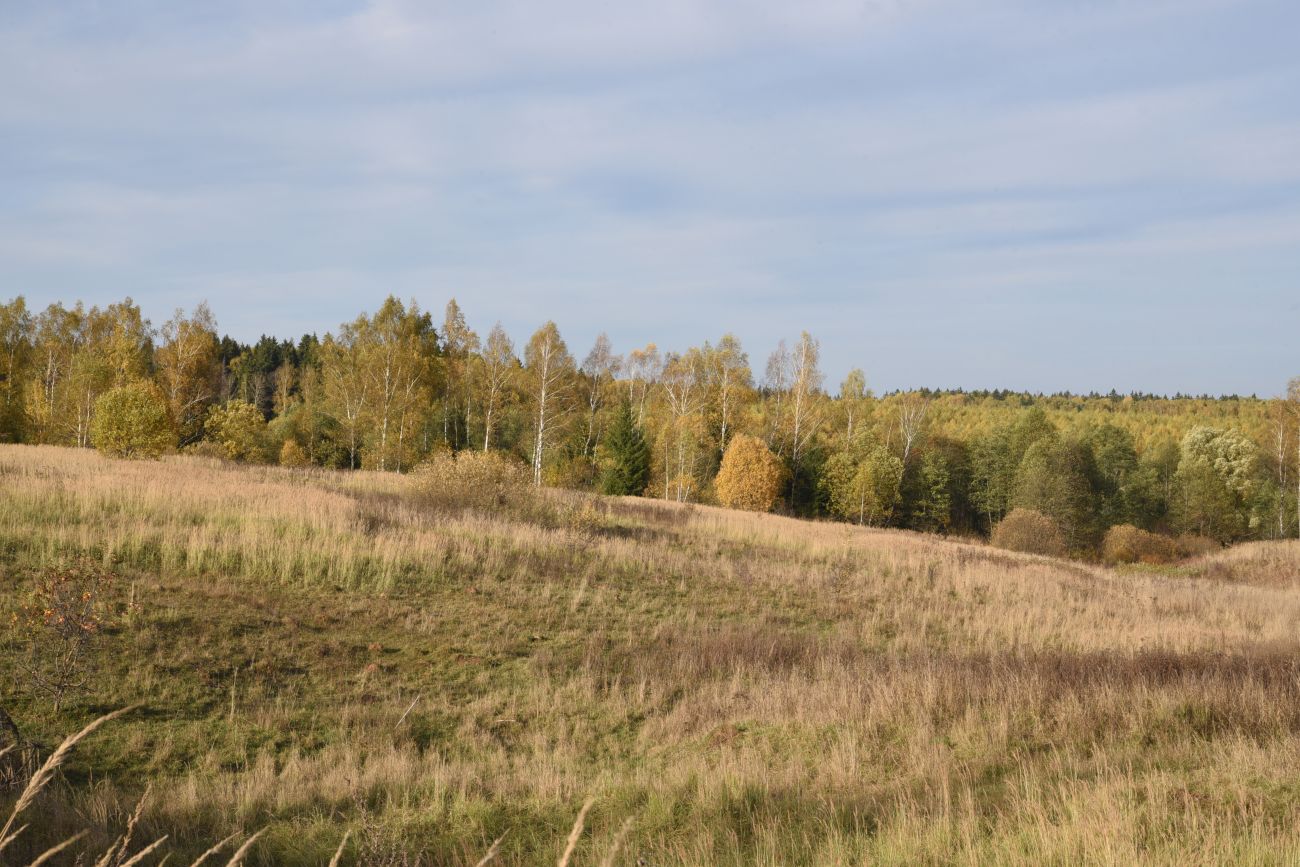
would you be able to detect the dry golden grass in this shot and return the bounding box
[3,443,1300,865]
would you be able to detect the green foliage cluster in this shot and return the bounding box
[820,440,903,526]
[90,381,174,459]
[204,399,267,461]
[600,400,650,496]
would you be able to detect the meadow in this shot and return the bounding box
[3,443,1300,865]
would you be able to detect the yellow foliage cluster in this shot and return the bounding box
[278,439,310,468]
[714,434,785,513]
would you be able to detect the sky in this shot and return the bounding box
[2,0,1298,396]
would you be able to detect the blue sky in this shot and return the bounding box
[2,0,1298,395]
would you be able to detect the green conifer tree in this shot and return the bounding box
[601,400,650,496]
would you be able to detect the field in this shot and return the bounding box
[3,444,1300,865]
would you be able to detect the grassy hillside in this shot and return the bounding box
[3,444,1300,865]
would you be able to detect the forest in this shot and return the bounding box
[1,293,1296,558]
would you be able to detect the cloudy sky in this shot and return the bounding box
[2,0,1298,395]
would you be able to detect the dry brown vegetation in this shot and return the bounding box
[990,508,1068,557]
[1102,524,1180,565]
[3,444,1300,865]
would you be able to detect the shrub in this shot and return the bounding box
[90,381,175,459]
[715,434,785,513]
[11,559,120,711]
[279,439,310,468]
[412,450,534,515]
[991,508,1067,557]
[1102,524,1178,564]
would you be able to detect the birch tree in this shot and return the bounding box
[580,333,620,457]
[524,321,575,486]
[785,332,823,504]
[839,368,868,444]
[98,299,153,390]
[156,302,221,446]
[704,334,750,454]
[271,361,298,415]
[361,297,437,472]
[25,301,152,448]
[1269,397,1292,538]
[625,343,662,427]
[896,392,931,468]
[477,322,516,452]
[763,339,790,452]
[24,303,80,444]
[660,348,706,501]
[441,299,479,449]
[1290,377,1300,537]
[318,329,368,470]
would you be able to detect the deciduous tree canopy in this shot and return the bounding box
[90,380,174,459]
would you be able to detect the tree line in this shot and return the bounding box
[1,294,1297,555]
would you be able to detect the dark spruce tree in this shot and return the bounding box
[601,400,650,496]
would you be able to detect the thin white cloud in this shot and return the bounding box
[1,0,1298,393]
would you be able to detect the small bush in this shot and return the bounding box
[991,508,1067,557]
[10,559,122,711]
[412,450,534,515]
[1102,524,1178,565]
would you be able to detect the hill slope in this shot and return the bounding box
[2,444,1300,865]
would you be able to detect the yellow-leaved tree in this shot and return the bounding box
[715,434,785,512]
[205,400,268,461]
[90,380,175,459]
[155,302,221,447]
